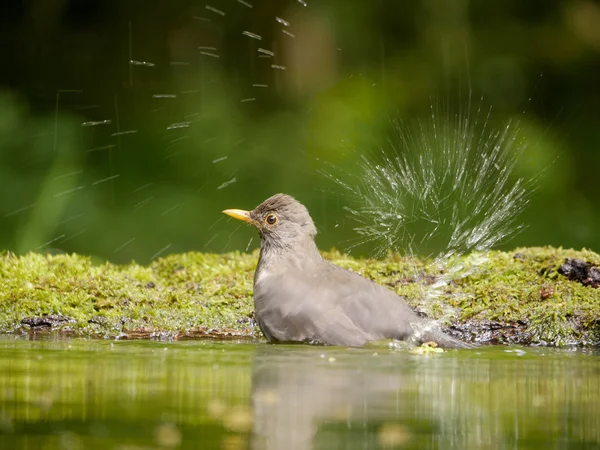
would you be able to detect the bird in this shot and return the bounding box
[223,193,471,349]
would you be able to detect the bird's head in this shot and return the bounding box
[223,194,317,248]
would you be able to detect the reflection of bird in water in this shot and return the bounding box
[224,194,472,349]
[250,346,410,450]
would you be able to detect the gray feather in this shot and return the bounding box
[232,193,472,349]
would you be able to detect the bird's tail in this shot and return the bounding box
[418,327,476,349]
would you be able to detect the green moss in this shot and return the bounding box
[0,247,599,345]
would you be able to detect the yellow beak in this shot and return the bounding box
[222,209,254,224]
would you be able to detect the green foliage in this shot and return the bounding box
[1,246,598,345]
[0,1,599,263]
[0,251,258,337]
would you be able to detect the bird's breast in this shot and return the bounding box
[254,267,271,287]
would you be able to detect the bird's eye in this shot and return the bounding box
[265,214,277,225]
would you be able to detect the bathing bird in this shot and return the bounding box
[223,193,471,348]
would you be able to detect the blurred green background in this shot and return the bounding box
[0,0,598,263]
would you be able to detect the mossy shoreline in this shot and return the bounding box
[1,247,599,346]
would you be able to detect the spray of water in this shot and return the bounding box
[324,96,536,318]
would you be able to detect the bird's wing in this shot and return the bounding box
[322,266,474,349]
[254,265,420,346]
[325,265,421,338]
[254,270,376,346]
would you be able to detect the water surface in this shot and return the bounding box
[0,335,599,449]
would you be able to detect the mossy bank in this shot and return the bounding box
[1,247,599,346]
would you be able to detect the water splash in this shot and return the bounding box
[275,17,291,27]
[258,48,275,57]
[205,5,226,16]
[200,51,220,59]
[242,31,262,40]
[151,243,173,260]
[324,97,537,317]
[53,185,85,198]
[217,177,237,190]
[129,60,155,67]
[114,238,136,253]
[92,174,120,186]
[330,100,533,259]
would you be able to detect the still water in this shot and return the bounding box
[0,335,598,450]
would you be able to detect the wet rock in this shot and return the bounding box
[447,319,533,346]
[176,328,253,340]
[88,316,107,326]
[558,258,600,288]
[21,314,76,329]
[237,311,257,326]
[413,306,430,318]
[110,327,255,340]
